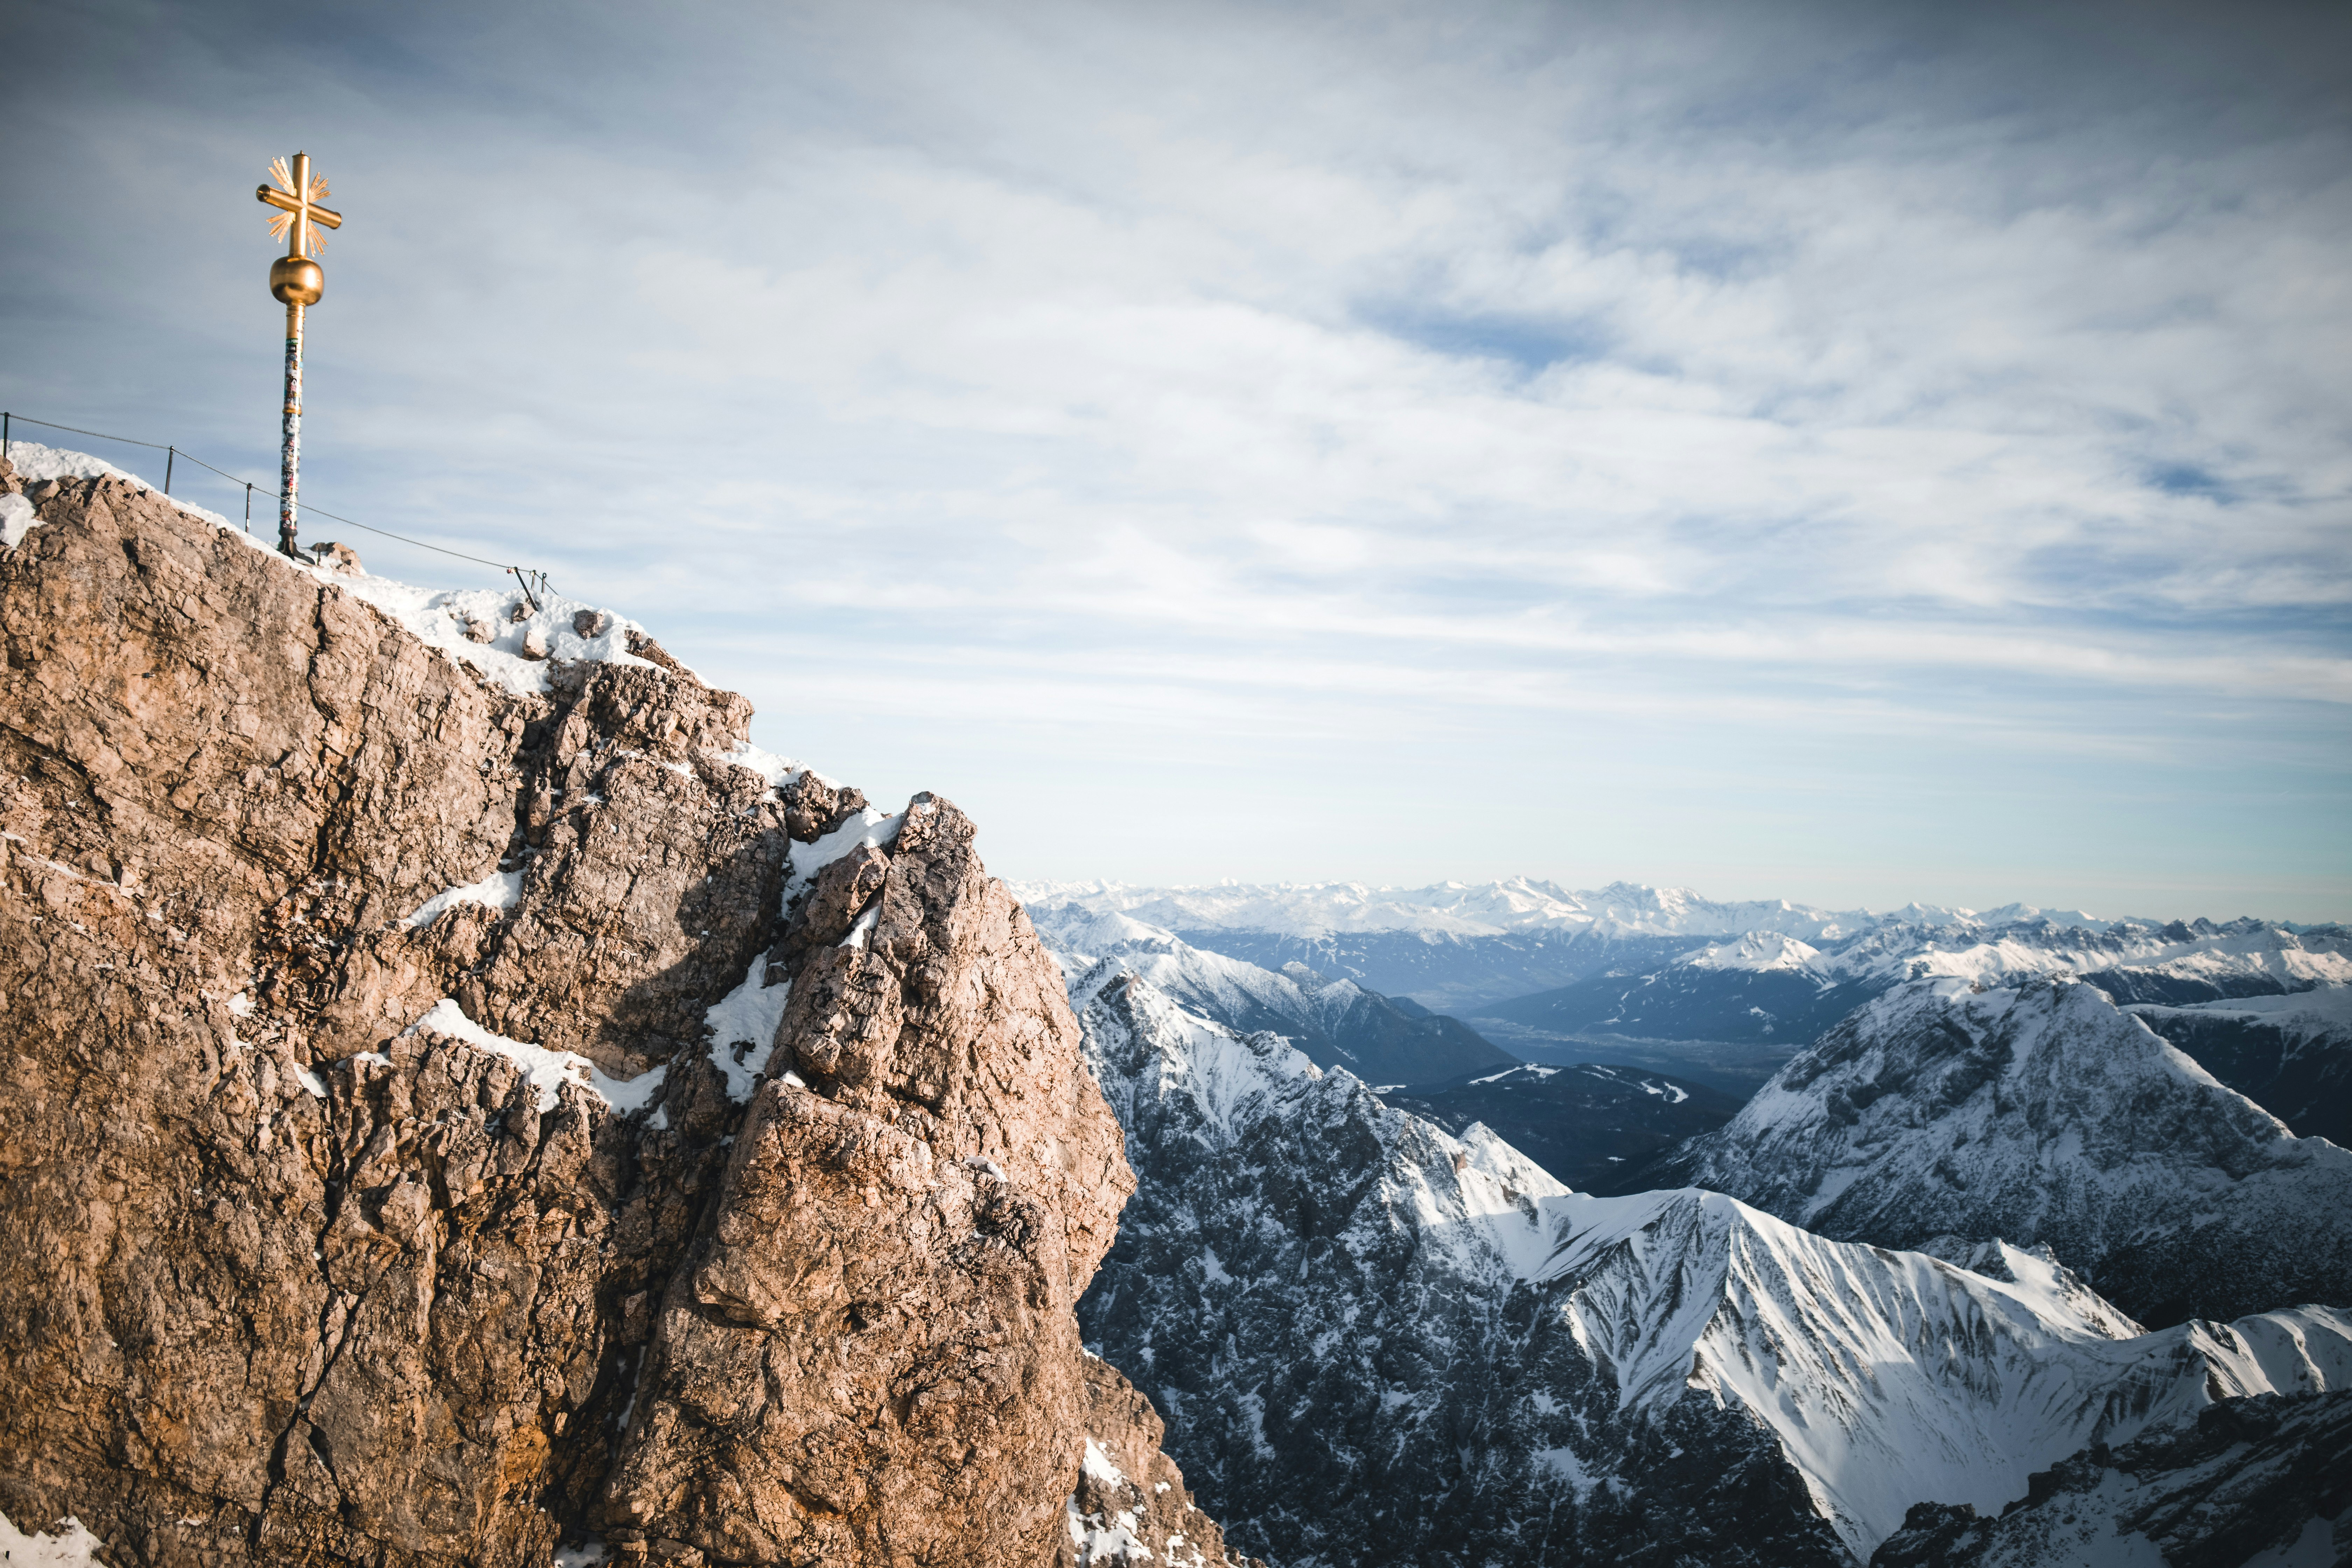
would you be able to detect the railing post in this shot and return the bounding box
[165,446,175,496]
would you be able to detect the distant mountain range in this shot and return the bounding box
[1016,878,2350,1010]
[1016,875,2352,1562]
[1065,961,2352,1566]
[1016,876,2119,943]
[1027,889,2352,1201]
[1027,904,1514,1088]
[1016,877,2352,1113]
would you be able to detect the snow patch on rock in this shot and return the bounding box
[703,962,792,1102]
[405,997,662,1115]
[0,1508,112,1567]
[401,867,525,930]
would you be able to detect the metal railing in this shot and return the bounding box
[2,409,554,610]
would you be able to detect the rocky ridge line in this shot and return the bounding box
[0,456,1251,1568]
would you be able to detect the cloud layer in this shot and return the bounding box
[4,0,2347,916]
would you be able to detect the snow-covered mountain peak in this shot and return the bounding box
[1528,1183,2352,1554]
[1074,962,1320,1143]
[1033,900,1517,1087]
[1077,968,1563,1281]
[1648,975,2352,1325]
[1914,1236,2149,1340]
[1076,969,2352,1564]
[1677,930,1827,973]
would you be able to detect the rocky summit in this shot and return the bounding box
[5,445,2346,1568]
[0,455,1256,1567]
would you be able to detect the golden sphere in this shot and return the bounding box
[270,255,324,306]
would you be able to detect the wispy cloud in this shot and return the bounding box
[2,0,2346,915]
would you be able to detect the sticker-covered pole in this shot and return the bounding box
[280,294,304,555]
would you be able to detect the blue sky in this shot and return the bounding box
[4,0,2348,918]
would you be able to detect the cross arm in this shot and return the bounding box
[254,186,344,229]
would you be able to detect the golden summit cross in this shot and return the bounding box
[255,153,344,558]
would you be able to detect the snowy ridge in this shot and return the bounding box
[1647,977,2352,1325]
[1041,903,1512,1086]
[6,441,664,697]
[1529,1187,2352,1555]
[1869,1390,2352,1568]
[1678,931,1825,972]
[1047,907,1326,1029]
[1076,962,1561,1285]
[2134,981,2352,1050]
[1810,915,2352,992]
[1019,875,1923,940]
[1076,969,2352,1564]
[2123,983,2352,1144]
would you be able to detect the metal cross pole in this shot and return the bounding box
[256,153,344,559]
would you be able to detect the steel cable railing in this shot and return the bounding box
[2,409,554,609]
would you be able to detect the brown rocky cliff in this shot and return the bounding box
[0,460,1232,1566]
[1060,1358,1266,1568]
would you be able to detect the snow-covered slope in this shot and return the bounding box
[1528,1192,2351,1559]
[1035,904,1512,1086]
[1643,977,2352,1325]
[1074,969,2352,1566]
[1869,1390,2352,1568]
[2129,984,2352,1146]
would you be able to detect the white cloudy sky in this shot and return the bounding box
[5,0,2348,917]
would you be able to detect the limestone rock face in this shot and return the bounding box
[0,461,1154,1568]
[600,797,1135,1564]
[1059,1358,1265,1568]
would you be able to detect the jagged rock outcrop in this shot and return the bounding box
[0,456,1169,1567]
[1637,976,2352,1325]
[1058,1357,1263,1568]
[599,798,1135,1565]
